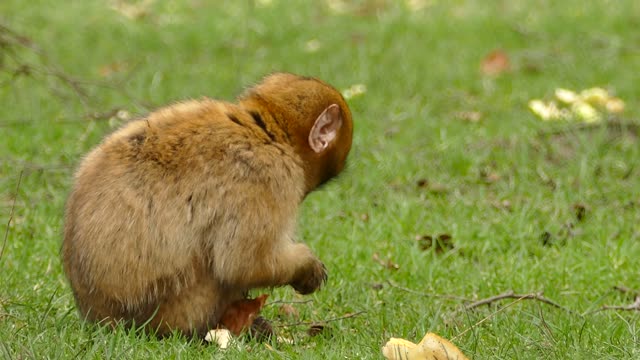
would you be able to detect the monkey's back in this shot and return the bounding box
[62,99,305,327]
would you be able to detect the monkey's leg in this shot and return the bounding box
[148,273,244,338]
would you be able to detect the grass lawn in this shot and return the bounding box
[1,0,639,358]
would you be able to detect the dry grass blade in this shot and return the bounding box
[1,170,23,264]
[274,310,366,328]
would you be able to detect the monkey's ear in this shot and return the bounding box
[308,104,342,153]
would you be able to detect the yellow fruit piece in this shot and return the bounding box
[571,101,601,123]
[580,87,610,106]
[528,100,568,121]
[383,333,469,360]
[605,97,625,114]
[554,88,579,104]
[382,337,417,360]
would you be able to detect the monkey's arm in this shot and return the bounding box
[197,145,326,294]
[206,199,327,294]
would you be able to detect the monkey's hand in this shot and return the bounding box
[291,258,327,295]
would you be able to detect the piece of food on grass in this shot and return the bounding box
[204,328,233,349]
[382,337,418,359]
[220,294,269,336]
[382,332,469,360]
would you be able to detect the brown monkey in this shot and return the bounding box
[62,73,353,337]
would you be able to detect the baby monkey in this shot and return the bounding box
[62,73,353,337]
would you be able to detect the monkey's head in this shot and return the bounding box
[239,73,354,195]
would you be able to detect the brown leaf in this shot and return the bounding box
[573,203,587,222]
[371,283,384,290]
[480,49,511,76]
[415,179,450,194]
[249,316,274,342]
[416,234,455,254]
[220,294,269,336]
[307,323,326,337]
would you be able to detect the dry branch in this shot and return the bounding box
[601,297,640,312]
[0,21,150,117]
[453,290,576,316]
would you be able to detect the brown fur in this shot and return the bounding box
[61,73,353,337]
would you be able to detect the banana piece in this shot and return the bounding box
[382,332,469,360]
[382,337,418,359]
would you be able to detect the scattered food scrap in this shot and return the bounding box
[383,332,469,360]
[528,87,625,123]
[204,328,233,349]
[342,84,367,99]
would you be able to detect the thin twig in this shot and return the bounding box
[600,297,640,312]
[613,285,639,296]
[386,280,470,301]
[451,296,528,341]
[265,299,314,307]
[583,286,640,314]
[1,22,150,113]
[1,170,23,264]
[274,310,366,328]
[453,290,576,315]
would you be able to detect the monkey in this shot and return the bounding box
[61,73,353,338]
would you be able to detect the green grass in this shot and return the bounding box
[2,0,640,358]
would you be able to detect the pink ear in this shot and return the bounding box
[308,104,342,153]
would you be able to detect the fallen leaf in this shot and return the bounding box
[371,282,384,290]
[416,234,454,254]
[307,323,326,337]
[220,294,269,336]
[573,203,587,222]
[250,316,274,341]
[416,179,450,194]
[480,49,510,76]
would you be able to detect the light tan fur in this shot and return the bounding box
[62,73,353,337]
